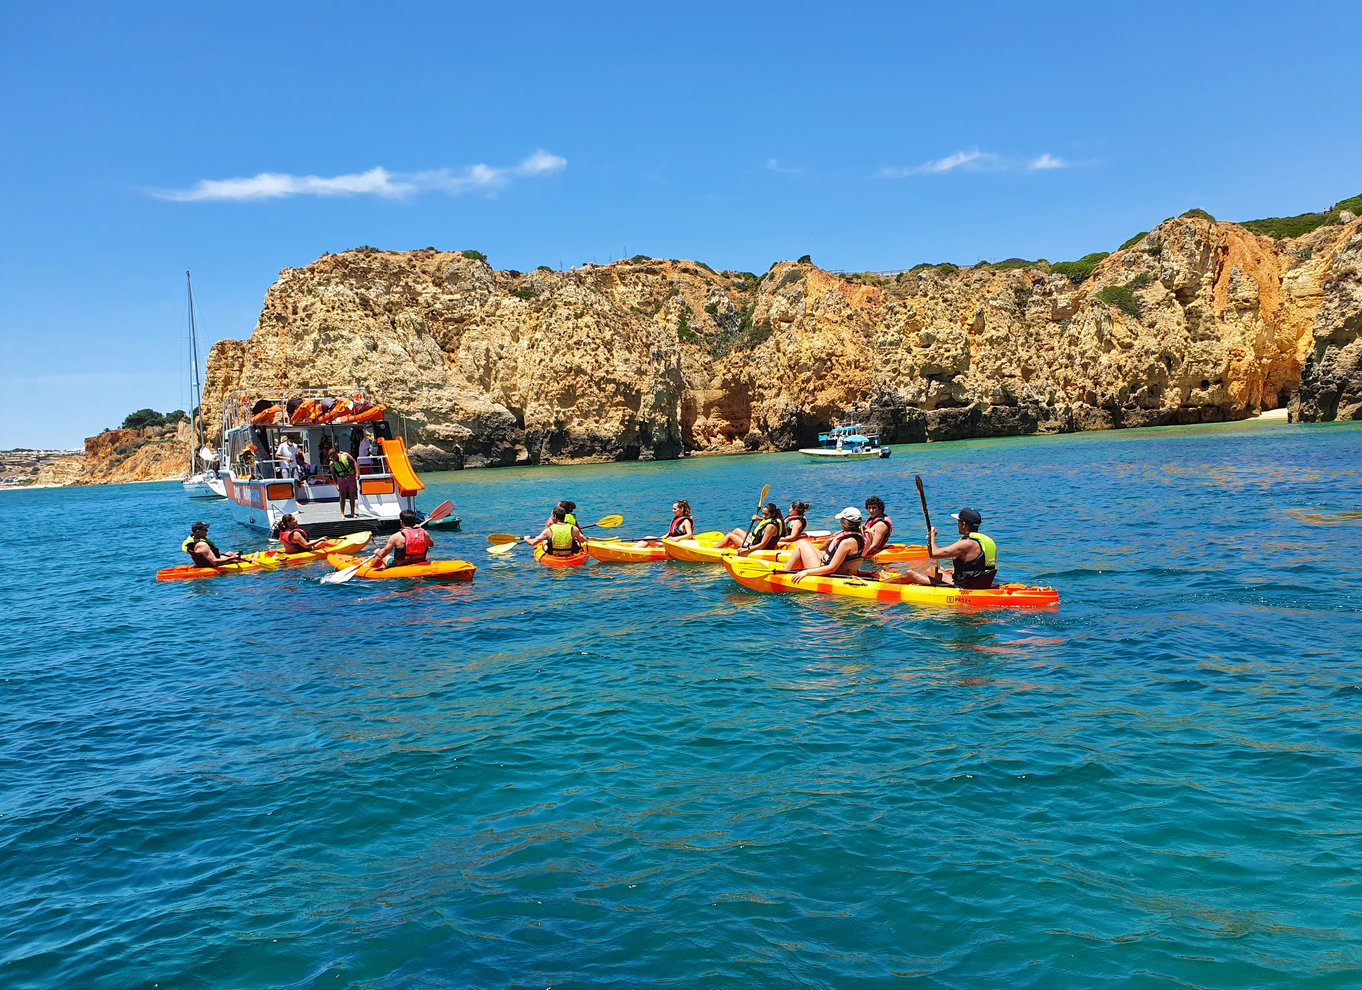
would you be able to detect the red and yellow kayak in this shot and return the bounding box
[586,538,668,563]
[661,531,929,565]
[156,531,373,581]
[326,553,476,581]
[534,545,589,568]
[722,555,1060,609]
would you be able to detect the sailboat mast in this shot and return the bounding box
[186,270,207,452]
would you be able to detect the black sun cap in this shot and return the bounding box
[951,507,982,525]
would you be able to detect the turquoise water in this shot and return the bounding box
[2,420,1360,989]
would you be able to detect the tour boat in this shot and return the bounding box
[216,387,427,538]
[180,272,226,498]
[798,423,892,461]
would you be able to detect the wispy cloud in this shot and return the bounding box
[764,157,802,175]
[879,148,1070,178]
[1029,153,1067,170]
[151,150,567,202]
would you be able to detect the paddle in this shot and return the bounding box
[486,514,624,556]
[915,475,932,545]
[323,501,454,584]
[740,483,771,548]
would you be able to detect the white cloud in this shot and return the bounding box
[764,157,802,175]
[152,150,567,202]
[879,148,1072,178]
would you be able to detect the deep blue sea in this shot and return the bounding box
[2,420,1360,989]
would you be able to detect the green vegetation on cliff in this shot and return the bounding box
[1239,194,1362,240]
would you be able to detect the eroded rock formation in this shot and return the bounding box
[200,212,1359,470]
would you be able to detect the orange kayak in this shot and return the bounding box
[534,545,589,567]
[326,553,476,581]
[156,531,373,581]
[723,556,1060,609]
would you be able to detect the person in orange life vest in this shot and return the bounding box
[862,496,894,561]
[885,507,998,589]
[182,521,245,569]
[330,446,359,518]
[638,499,695,547]
[366,510,433,570]
[776,501,811,546]
[785,507,866,580]
[528,505,587,556]
[276,513,324,554]
[715,502,785,553]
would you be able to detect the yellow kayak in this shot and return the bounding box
[156,531,373,581]
[723,556,1060,609]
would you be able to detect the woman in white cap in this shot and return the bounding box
[785,506,866,579]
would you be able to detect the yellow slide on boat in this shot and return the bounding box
[378,437,425,495]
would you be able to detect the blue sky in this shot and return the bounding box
[2,0,1359,449]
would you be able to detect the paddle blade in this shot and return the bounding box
[757,484,770,508]
[322,564,362,585]
[254,554,282,571]
[487,533,521,544]
[593,514,624,529]
[422,500,455,526]
[486,540,522,555]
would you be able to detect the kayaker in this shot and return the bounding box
[528,505,586,557]
[277,513,324,554]
[863,496,894,559]
[330,446,359,518]
[716,502,785,553]
[777,501,811,546]
[887,507,997,589]
[785,507,865,579]
[366,510,433,570]
[558,501,578,527]
[182,521,245,569]
[647,499,694,545]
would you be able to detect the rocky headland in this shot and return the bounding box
[35,196,1362,485]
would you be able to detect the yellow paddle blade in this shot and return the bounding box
[487,533,521,544]
[757,484,770,507]
[593,514,624,528]
[486,540,523,555]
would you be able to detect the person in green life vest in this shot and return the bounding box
[888,506,998,589]
[528,505,587,557]
[547,500,577,528]
[714,502,785,553]
[330,445,359,518]
[182,521,245,569]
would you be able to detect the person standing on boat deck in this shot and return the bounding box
[528,505,586,557]
[862,496,894,560]
[777,501,812,546]
[275,434,300,481]
[786,507,865,579]
[886,507,998,589]
[331,446,359,518]
[277,513,324,554]
[715,502,784,552]
[366,509,433,570]
[183,521,244,569]
[356,430,375,474]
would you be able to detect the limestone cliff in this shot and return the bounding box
[200,214,1361,469]
[35,422,191,486]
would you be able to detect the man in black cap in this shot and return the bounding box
[886,506,997,588]
[182,521,245,569]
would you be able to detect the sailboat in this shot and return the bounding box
[181,271,226,499]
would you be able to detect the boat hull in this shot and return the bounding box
[326,553,476,581]
[182,473,226,498]
[534,545,589,567]
[587,539,668,563]
[798,448,886,460]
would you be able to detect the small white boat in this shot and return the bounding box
[799,423,892,461]
[179,272,226,498]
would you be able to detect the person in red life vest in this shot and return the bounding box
[885,507,998,589]
[777,501,812,546]
[330,446,359,518]
[862,496,894,562]
[785,507,866,580]
[182,521,245,569]
[715,502,785,553]
[639,499,695,547]
[365,510,433,570]
[276,513,324,554]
